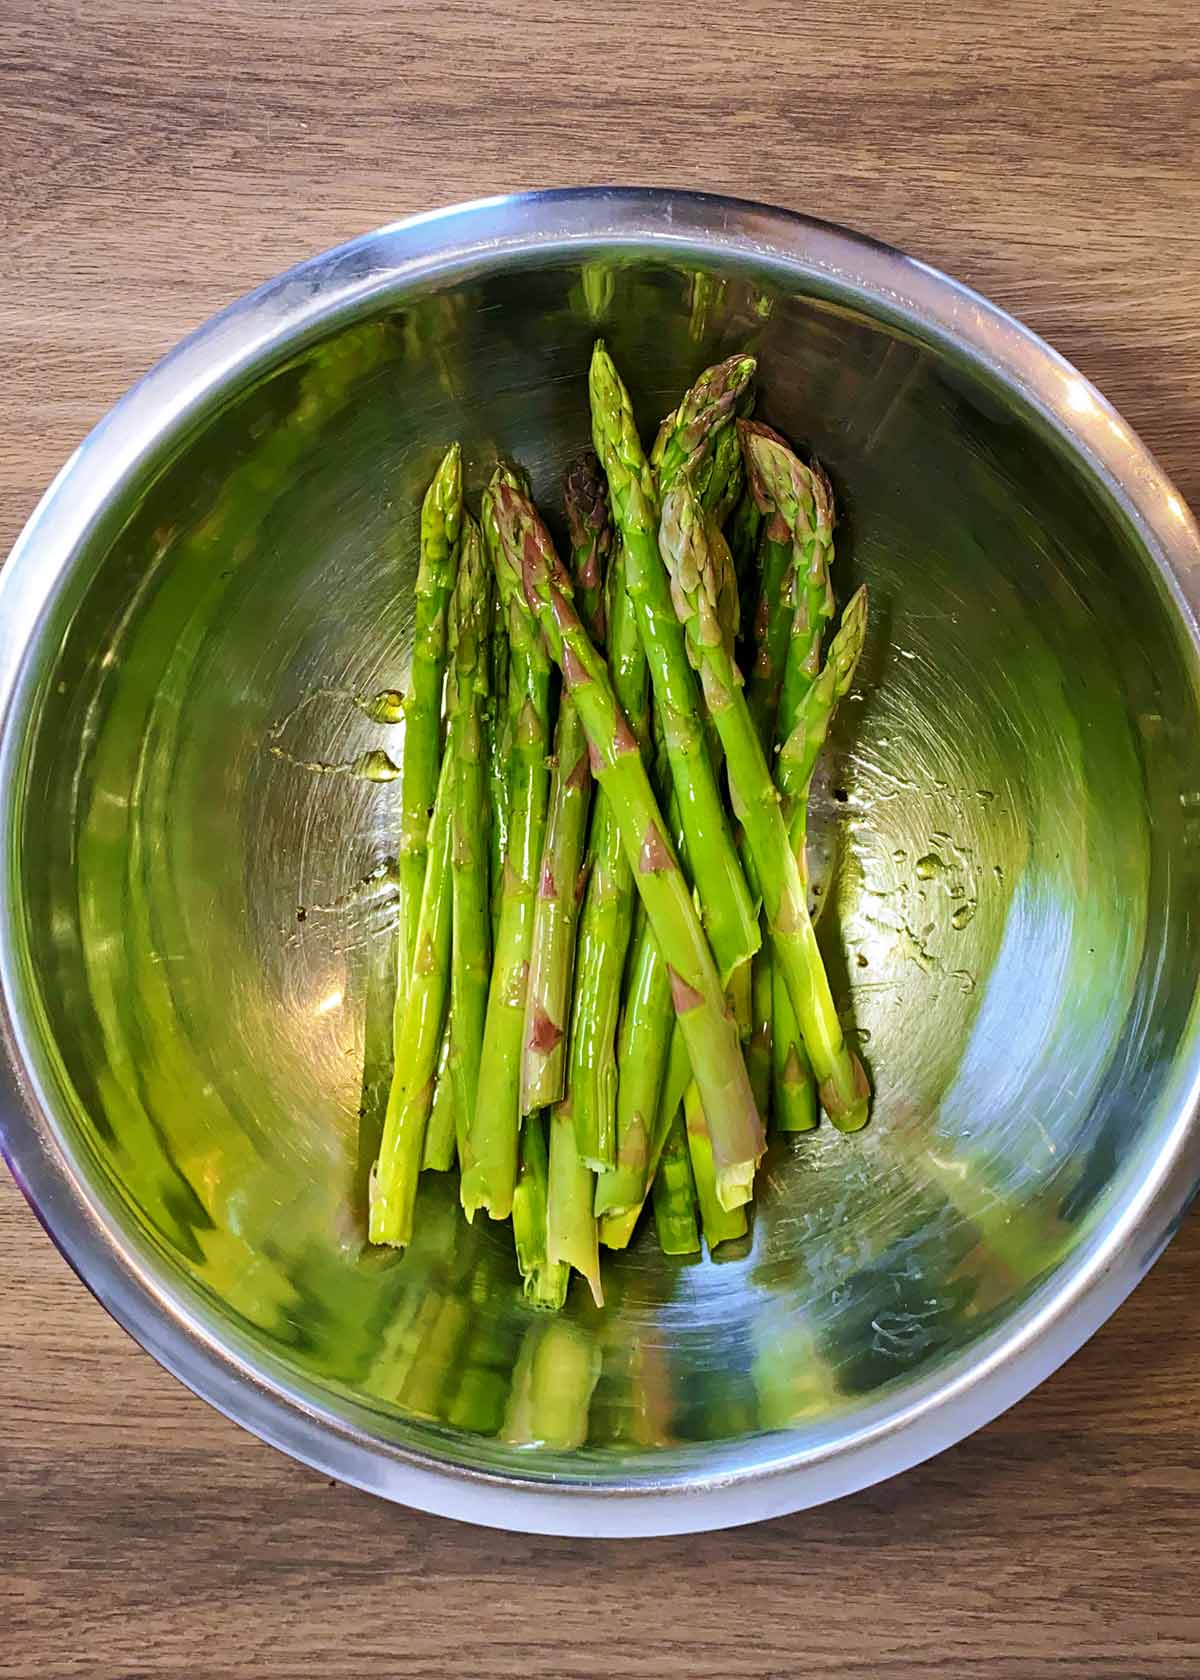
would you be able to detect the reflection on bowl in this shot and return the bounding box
[1,190,1199,1535]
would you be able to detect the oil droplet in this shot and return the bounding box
[359,688,404,725]
[267,743,400,781]
[855,953,869,968]
[992,864,1004,881]
[892,848,908,863]
[951,900,977,930]
[915,852,944,879]
[976,789,996,803]
[951,969,975,994]
[354,749,401,783]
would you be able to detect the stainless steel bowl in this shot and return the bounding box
[2,189,1199,1536]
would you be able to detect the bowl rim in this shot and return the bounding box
[2,185,1199,1536]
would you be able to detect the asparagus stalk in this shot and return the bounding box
[659,480,870,1132]
[564,450,612,634]
[446,514,494,1163]
[540,456,612,1306]
[487,599,510,939]
[495,480,764,1208]
[651,352,757,493]
[684,1082,750,1251]
[696,408,748,528]
[460,469,553,1222]
[369,749,455,1247]
[568,533,649,1170]
[773,967,818,1132]
[739,424,856,1132]
[592,904,672,1218]
[512,1112,570,1310]
[415,513,494,1175]
[546,1100,603,1306]
[652,1109,702,1255]
[601,359,757,1207]
[773,586,868,1137]
[599,1024,691,1249]
[522,462,610,1111]
[593,723,685,1223]
[590,342,760,988]
[397,443,462,986]
[747,954,774,1124]
[777,584,869,824]
[422,1024,457,1171]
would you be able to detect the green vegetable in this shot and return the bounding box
[659,479,870,1132]
[522,461,610,1111]
[369,750,454,1247]
[460,468,553,1221]
[497,476,764,1209]
[569,533,649,1171]
[445,515,494,1162]
[512,1113,569,1310]
[590,342,760,989]
[397,443,461,987]
[652,1108,702,1255]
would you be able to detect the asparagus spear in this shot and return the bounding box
[659,480,870,1132]
[746,954,774,1124]
[522,463,610,1111]
[416,513,494,1175]
[773,969,818,1132]
[651,351,757,493]
[701,421,747,528]
[369,749,455,1247]
[592,903,672,1219]
[459,468,553,1222]
[446,515,494,1164]
[546,1100,603,1306]
[512,1112,569,1310]
[487,599,510,939]
[563,450,612,634]
[422,1024,457,1171]
[495,480,764,1208]
[777,584,869,826]
[652,1108,702,1255]
[539,455,612,1307]
[599,358,757,1209]
[592,726,684,1223]
[568,533,648,1170]
[739,425,856,1132]
[685,1081,750,1251]
[398,443,462,987]
[599,1024,691,1249]
[590,342,760,988]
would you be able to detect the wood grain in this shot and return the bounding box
[2,3,1199,1674]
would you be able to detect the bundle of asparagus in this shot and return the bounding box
[368,343,869,1309]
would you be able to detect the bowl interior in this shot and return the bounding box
[7,241,1200,1487]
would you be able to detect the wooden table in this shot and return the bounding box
[3,4,1198,1674]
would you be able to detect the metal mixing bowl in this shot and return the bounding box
[2,189,1199,1536]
